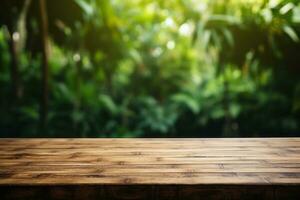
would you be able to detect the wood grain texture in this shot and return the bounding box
[0,138,300,186]
[1,138,300,199]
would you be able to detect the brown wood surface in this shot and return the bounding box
[0,138,300,186]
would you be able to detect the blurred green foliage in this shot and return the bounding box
[0,0,299,137]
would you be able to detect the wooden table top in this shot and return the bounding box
[0,138,300,186]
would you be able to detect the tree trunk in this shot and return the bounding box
[39,0,50,133]
[8,33,21,101]
[8,0,32,101]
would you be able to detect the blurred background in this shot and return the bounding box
[0,0,299,138]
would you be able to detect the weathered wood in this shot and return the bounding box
[0,138,300,199]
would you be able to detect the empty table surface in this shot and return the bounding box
[0,138,300,185]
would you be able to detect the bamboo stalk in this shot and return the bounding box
[39,0,50,133]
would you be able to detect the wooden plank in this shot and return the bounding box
[0,138,300,185]
[1,138,300,199]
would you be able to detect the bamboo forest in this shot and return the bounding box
[0,0,299,138]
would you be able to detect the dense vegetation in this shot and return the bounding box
[0,0,299,138]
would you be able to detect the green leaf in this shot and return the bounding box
[208,15,240,25]
[283,25,299,42]
[210,107,225,119]
[57,83,75,103]
[280,3,294,15]
[20,107,39,120]
[223,28,234,47]
[261,8,273,23]
[171,94,200,114]
[229,104,241,118]
[74,0,94,16]
[203,30,211,49]
[292,7,300,23]
[99,94,118,114]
